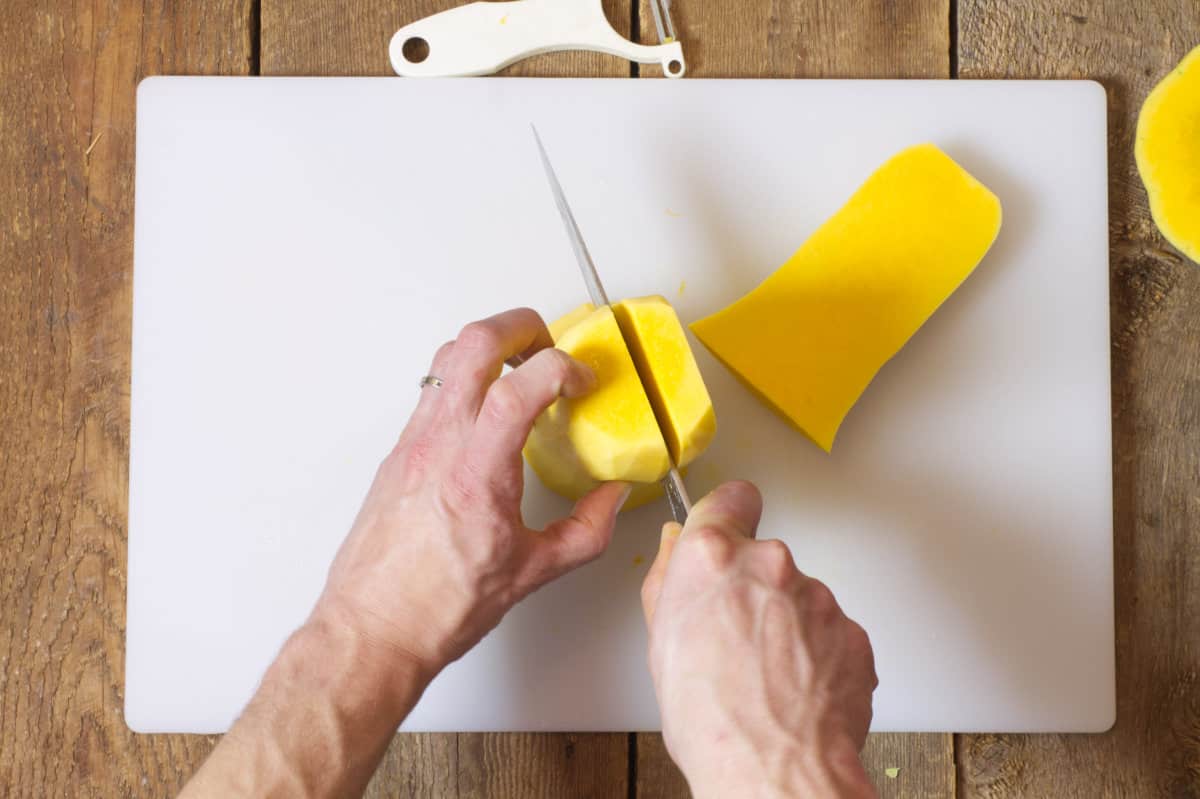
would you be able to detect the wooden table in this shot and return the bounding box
[2,1,1197,796]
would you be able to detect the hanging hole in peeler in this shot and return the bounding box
[402,37,430,64]
[667,59,683,76]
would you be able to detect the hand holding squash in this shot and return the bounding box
[317,307,631,678]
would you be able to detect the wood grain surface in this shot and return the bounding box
[636,0,949,78]
[0,1,252,796]
[3,0,1197,796]
[957,2,1200,797]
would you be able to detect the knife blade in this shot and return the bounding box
[531,125,692,522]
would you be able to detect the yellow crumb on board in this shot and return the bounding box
[665,208,683,217]
[499,14,508,24]
[885,768,900,779]
[678,280,686,296]
[632,555,645,566]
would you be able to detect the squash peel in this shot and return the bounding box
[1136,43,1200,265]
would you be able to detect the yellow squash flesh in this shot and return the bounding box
[525,305,670,491]
[524,298,715,508]
[612,296,716,468]
[690,143,1002,452]
[1136,44,1200,265]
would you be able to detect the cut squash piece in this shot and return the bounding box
[524,298,716,509]
[1136,43,1200,265]
[612,296,716,468]
[690,143,1002,452]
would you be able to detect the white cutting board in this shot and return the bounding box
[126,77,1113,734]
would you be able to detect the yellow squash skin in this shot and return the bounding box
[690,143,1002,452]
[1136,44,1200,265]
[612,296,716,468]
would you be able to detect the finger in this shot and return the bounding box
[407,340,456,429]
[641,521,682,627]
[525,481,632,589]
[471,348,596,473]
[442,308,554,415]
[680,480,763,541]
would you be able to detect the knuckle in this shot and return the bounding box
[533,349,577,392]
[431,340,456,369]
[804,578,839,616]
[457,321,501,356]
[514,306,544,328]
[848,619,872,654]
[688,527,735,569]
[482,378,527,425]
[758,539,795,586]
[539,347,574,377]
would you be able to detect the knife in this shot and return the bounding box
[531,125,693,523]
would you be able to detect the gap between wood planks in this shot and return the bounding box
[950,0,960,77]
[250,0,262,75]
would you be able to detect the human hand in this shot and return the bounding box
[641,481,878,799]
[315,307,631,683]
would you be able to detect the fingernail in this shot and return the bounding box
[618,482,634,507]
[661,521,682,540]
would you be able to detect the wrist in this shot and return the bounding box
[303,596,440,712]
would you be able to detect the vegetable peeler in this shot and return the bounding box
[390,0,685,78]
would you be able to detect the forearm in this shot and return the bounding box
[180,604,432,799]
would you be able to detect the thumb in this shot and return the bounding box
[529,481,632,588]
[640,521,682,626]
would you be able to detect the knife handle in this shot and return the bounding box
[389,0,686,78]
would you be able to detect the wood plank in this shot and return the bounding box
[0,0,252,796]
[637,0,949,77]
[635,734,688,798]
[637,732,958,798]
[863,733,957,798]
[259,2,633,796]
[365,733,457,798]
[957,2,1200,796]
[458,733,628,798]
[634,0,955,795]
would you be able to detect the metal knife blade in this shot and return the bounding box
[531,125,692,522]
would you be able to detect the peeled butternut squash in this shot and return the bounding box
[690,143,1002,452]
[524,297,715,507]
[1136,44,1200,264]
[524,305,670,488]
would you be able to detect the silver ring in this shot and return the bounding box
[419,375,444,389]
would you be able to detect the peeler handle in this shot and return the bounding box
[389,0,686,78]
